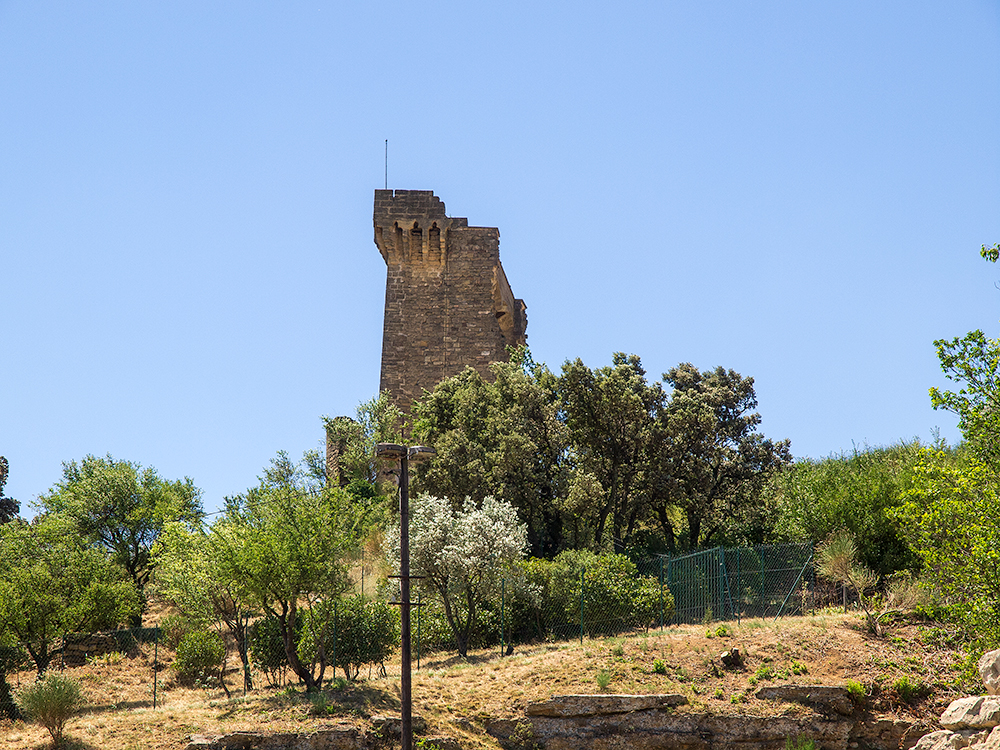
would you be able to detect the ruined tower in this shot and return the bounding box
[374,189,527,413]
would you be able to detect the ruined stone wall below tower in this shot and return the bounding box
[373,189,527,415]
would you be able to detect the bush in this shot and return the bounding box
[505,552,675,642]
[172,629,225,686]
[297,596,400,680]
[893,675,930,704]
[249,614,300,688]
[18,671,83,747]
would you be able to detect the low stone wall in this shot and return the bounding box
[186,694,930,750]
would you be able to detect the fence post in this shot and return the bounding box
[500,578,506,658]
[658,557,664,631]
[580,568,585,645]
[736,548,741,625]
[153,628,158,709]
[416,593,421,671]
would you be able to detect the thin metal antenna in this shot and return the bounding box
[385,139,388,189]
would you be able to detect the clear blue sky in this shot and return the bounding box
[2,1,998,516]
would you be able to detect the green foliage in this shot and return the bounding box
[845,679,866,703]
[896,451,1000,649]
[0,456,20,524]
[38,454,202,623]
[768,441,926,577]
[388,494,527,657]
[172,629,225,686]
[652,658,667,674]
[0,516,141,675]
[930,330,1000,468]
[654,363,791,550]
[785,736,816,750]
[319,391,403,492]
[212,452,361,691]
[0,640,22,720]
[297,596,400,680]
[412,351,570,557]
[154,522,253,688]
[249,613,301,688]
[18,670,83,747]
[504,551,673,641]
[893,675,930,704]
[816,531,886,635]
[595,669,612,690]
[982,243,1000,263]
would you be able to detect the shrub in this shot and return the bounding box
[172,629,225,686]
[249,613,302,688]
[652,658,667,674]
[18,671,83,747]
[595,669,612,691]
[845,679,866,704]
[894,675,930,704]
[297,596,400,680]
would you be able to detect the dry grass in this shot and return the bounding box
[0,611,976,750]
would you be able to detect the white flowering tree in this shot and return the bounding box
[388,495,527,657]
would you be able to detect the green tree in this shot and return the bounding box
[559,353,662,553]
[0,456,19,524]
[38,454,202,624]
[154,523,254,695]
[388,494,527,657]
[930,329,1000,467]
[211,452,361,691]
[652,364,791,550]
[315,392,404,492]
[767,441,927,577]
[412,350,569,556]
[0,516,141,676]
[897,451,1000,648]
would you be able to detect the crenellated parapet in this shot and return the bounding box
[373,189,527,414]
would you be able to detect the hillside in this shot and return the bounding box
[0,611,981,750]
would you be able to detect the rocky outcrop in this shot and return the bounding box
[910,650,1000,750]
[753,685,855,717]
[980,651,1000,697]
[526,694,688,717]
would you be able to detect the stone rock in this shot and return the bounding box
[720,648,742,668]
[980,651,1000,696]
[914,729,989,750]
[525,694,688,717]
[754,685,855,716]
[941,697,1000,730]
[371,714,427,738]
[983,727,1000,750]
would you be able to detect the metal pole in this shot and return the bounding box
[580,568,585,645]
[399,452,413,750]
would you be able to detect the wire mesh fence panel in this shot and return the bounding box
[660,543,814,625]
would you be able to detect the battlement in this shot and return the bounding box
[374,189,527,414]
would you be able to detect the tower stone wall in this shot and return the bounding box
[373,189,527,414]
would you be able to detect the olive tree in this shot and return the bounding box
[388,495,527,657]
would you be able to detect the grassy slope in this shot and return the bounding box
[0,612,981,750]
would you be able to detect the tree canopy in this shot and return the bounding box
[210,452,363,691]
[0,515,141,675]
[38,454,202,623]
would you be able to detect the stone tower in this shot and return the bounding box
[374,189,527,414]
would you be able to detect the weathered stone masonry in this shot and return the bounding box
[373,189,527,414]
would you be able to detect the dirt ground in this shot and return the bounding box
[0,610,980,750]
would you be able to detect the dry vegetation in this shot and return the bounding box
[0,610,980,750]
